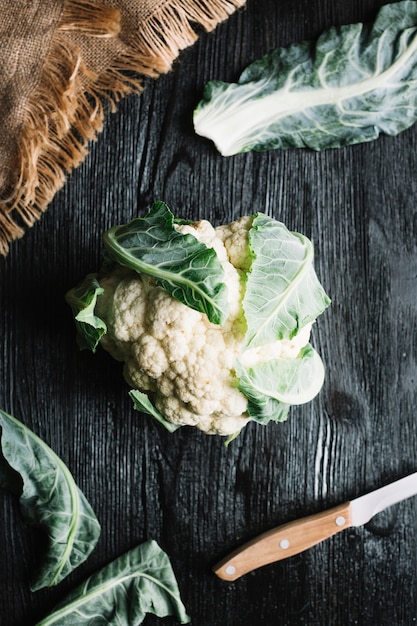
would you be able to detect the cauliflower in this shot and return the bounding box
[66,202,330,437]
[95,218,248,435]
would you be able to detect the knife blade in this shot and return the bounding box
[214,471,417,581]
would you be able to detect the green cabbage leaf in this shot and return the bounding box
[194,1,417,155]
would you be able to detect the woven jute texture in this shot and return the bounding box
[0,0,246,254]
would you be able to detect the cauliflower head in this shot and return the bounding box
[66,202,330,437]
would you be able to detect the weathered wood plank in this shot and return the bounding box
[1,0,416,624]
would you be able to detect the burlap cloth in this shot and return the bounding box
[0,0,245,255]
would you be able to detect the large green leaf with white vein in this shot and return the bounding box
[243,213,330,348]
[194,1,417,155]
[103,201,228,324]
[0,409,100,591]
[35,540,191,625]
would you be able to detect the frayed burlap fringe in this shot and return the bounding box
[59,0,121,38]
[0,0,246,255]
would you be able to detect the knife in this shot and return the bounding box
[214,471,417,581]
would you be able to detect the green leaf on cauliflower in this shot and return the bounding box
[65,274,107,352]
[129,390,181,433]
[244,214,330,348]
[103,201,229,325]
[240,391,290,426]
[194,1,417,155]
[236,344,325,423]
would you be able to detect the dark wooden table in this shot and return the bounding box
[1,1,417,624]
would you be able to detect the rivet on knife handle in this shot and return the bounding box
[213,501,352,581]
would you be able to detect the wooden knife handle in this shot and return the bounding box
[214,501,352,581]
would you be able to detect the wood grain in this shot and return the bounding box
[1,0,417,624]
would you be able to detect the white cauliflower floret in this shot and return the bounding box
[176,219,228,264]
[94,218,313,436]
[240,323,313,368]
[157,395,248,436]
[176,219,244,326]
[133,335,169,378]
[96,267,148,361]
[96,266,250,434]
[215,215,253,271]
